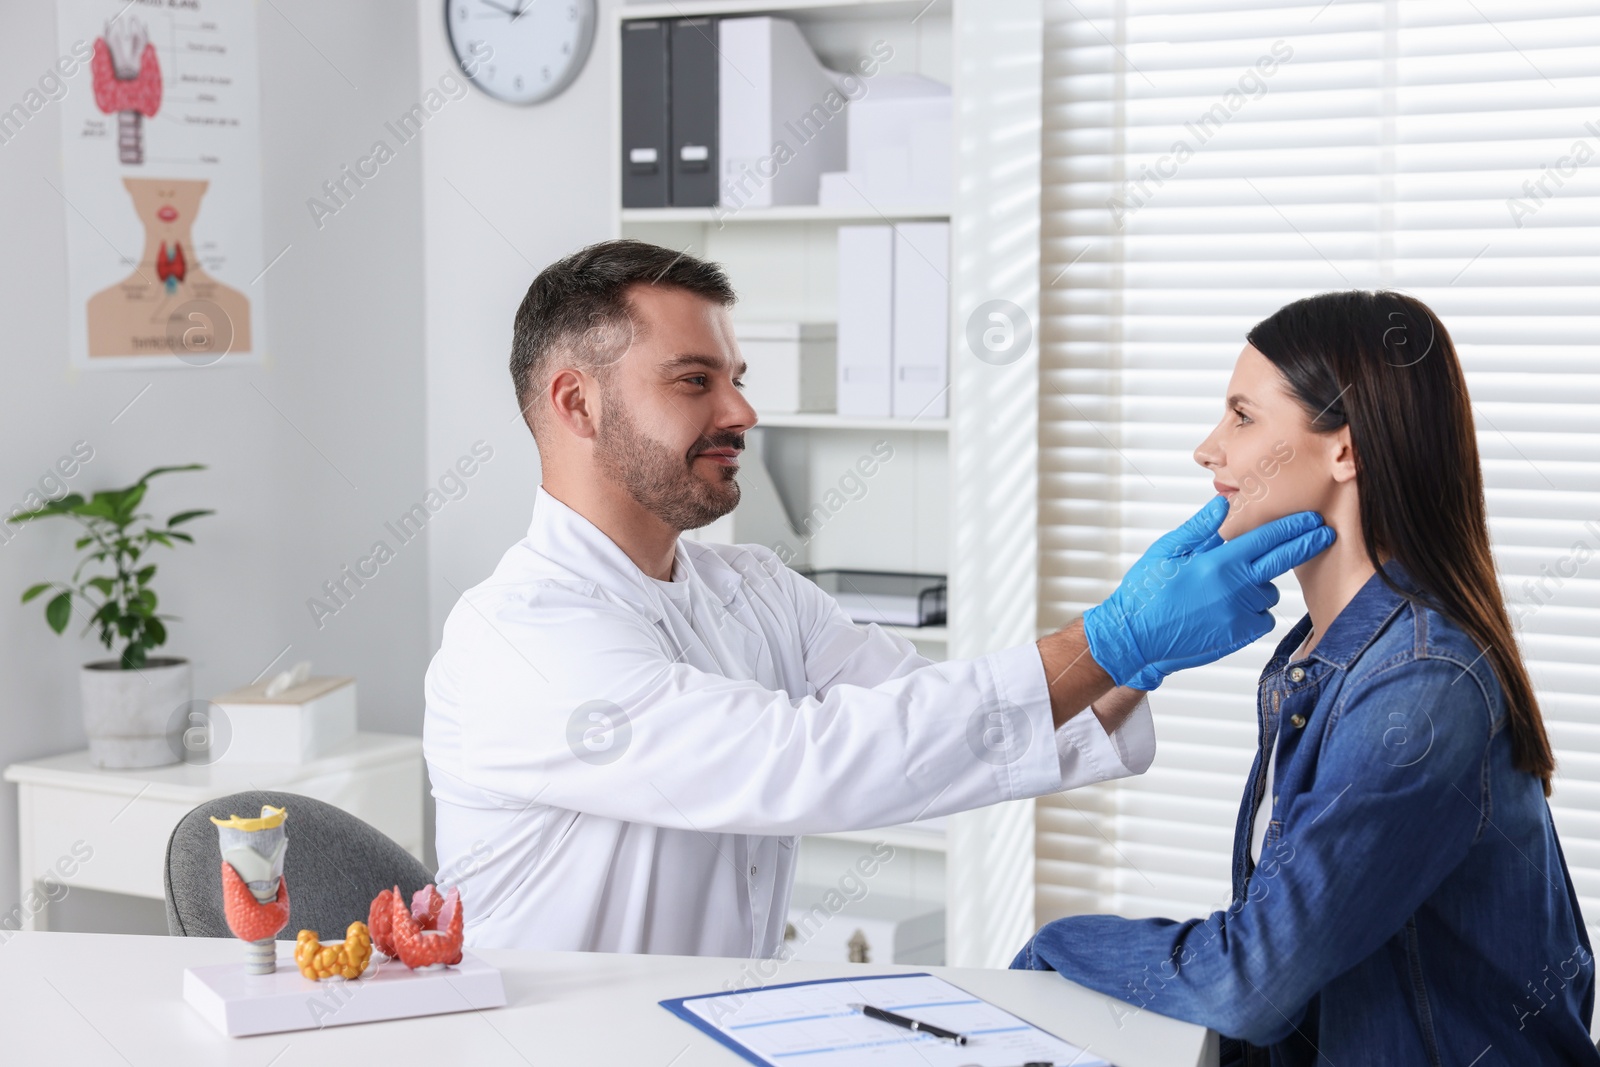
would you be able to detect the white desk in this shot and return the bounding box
[0,931,1219,1066]
[3,733,424,931]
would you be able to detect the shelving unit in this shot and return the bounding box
[612,0,954,585]
[612,0,956,905]
[618,0,940,21]
[754,412,948,432]
[620,205,950,225]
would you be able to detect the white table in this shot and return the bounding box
[3,733,424,931]
[0,931,1219,1066]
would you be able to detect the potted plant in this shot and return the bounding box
[15,464,212,768]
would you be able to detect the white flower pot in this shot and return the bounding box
[80,657,191,769]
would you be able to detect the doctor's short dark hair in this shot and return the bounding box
[510,239,737,438]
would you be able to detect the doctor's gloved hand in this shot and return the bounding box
[1081,496,1335,691]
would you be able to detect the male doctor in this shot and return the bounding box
[424,240,1333,957]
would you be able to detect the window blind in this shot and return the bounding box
[1037,0,1600,948]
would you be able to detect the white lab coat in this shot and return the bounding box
[424,486,1156,958]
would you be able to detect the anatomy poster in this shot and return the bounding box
[56,0,264,368]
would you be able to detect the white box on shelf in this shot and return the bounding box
[836,225,894,418]
[819,74,952,209]
[736,321,836,414]
[892,222,951,420]
[211,676,356,765]
[718,17,847,210]
[816,172,874,212]
[785,884,945,966]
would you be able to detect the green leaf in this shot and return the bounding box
[136,464,206,483]
[21,582,53,604]
[145,531,174,548]
[145,616,167,647]
[166,509,214,527]
[166,531,194,544]
[78,492,123,518]
[121,644,147,671]
[9,497,81,523]
[137,589,157,613]
[115,483,148,519]
[136,565,156,584]
[74,535,95,550]
[87,576,117,597]
[45,592,72,634]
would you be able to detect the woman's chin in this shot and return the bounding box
[1217,503,1257,542]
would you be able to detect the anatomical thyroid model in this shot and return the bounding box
[91,16,162,165]
[370,885,465,970]
[294,885,466,983]
[213,805,291,975]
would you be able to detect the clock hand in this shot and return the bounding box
[479,0,520,17]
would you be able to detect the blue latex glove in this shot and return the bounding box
[1082,496,1336,690]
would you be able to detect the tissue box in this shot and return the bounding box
[211,676,356,765]
[735,322,837,414]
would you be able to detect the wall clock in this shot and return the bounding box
[445,0,597,105]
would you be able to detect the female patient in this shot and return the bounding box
[1015,291,1598,1064]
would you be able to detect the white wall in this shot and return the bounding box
[0,1,431,931]
[415,1,623,645]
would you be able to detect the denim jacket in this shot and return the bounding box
[1013,564,1598,1065]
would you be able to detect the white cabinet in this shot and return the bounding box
[785,882,945,965]
[3,733,424,931]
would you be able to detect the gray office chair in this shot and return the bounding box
[164,790,432,940]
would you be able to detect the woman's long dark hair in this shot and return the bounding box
[1248,291,1555,794]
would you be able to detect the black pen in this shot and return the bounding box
[849,1002,969,1045]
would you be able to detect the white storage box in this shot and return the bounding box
[211,676,356,765]
[784,883,945,966]
[735,321,837,414]
[820,74,952,208]
[718,18,848,209]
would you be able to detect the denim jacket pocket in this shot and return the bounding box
[1404,915,1444,1067]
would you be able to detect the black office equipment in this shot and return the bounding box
[668,17,719,208]
[620,20,671,209]
[799,570,948,628]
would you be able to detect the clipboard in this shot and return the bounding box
[660,971,1110,1067]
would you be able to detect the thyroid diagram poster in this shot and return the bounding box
[56,0,265,368]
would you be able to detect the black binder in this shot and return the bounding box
[621,20,671,208]
[668,17,719,208]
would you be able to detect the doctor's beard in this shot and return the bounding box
[593,389,742,531]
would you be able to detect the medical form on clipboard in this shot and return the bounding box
[660,972,1112,1067]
